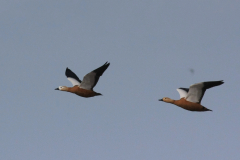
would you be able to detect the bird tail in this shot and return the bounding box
[95,93,102,96]
[203,107,212,111]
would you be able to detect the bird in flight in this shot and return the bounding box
[55,62,110,98]
[159,80,224,111]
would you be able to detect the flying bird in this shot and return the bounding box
[159,80,224,111]
[55,62,110,98]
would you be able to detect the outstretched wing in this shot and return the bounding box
[186,80,224,103]
[65,68,82,86]
[176,88,189,98]
[80,62,110,90]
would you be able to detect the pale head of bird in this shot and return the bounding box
[55,86,68,91]
[159,97,174,103]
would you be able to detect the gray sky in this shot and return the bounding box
[1,1,240,160]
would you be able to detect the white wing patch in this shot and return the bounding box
[185,83,204,103]
[176,89,188,98]
[67,77,81,86]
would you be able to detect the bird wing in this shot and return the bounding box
[185,80,224,103]
[65,68,81,86]
[176,88,189,98]
[185,82,204,103]
[80,62,110,90]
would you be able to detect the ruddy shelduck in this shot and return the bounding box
[55,62,110,98]
[159,80,224,111]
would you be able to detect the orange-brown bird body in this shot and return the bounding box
[172,98,210,111]
[65,86,101,98]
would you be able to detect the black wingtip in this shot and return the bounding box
[92,62,110,77]
[218,80,224,84]
[104,61,110,67]
[178,88,189,92]
[218,80,224,85]
[203,80,224,90]
[65,67,82,83]
[65,67,72,74]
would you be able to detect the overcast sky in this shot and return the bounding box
[1,1,240,160]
